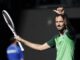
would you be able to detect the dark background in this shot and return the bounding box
[0,0,80,60]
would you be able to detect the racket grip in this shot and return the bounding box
[18,42,24,51]
[13,32,24,51]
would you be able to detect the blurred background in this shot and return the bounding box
[0,0,80,60]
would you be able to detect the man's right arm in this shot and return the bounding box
[15,36,51,51]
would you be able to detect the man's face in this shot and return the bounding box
[55,16,66,31]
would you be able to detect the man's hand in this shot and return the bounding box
[53,6,64,15]
[14,35,23,42]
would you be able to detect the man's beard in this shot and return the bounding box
[57,26,66,34]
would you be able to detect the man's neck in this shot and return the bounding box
[59,29,67,35]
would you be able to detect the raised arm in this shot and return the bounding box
[15,36,50,51]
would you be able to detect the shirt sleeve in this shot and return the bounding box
[47,37,56,48]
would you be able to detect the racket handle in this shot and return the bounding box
[18,42,24,51]
[13,32,24,51]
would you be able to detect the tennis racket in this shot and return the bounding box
[2,10,24,51]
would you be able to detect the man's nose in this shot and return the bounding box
[57,23,60,25]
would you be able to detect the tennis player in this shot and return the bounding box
[15,6,76,60]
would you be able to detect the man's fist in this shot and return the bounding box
[53,6,64,15]
[14,35,22,42]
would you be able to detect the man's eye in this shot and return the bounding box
[60,21,63,22]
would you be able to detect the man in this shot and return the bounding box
[7,38,24,60]
[15,7,76,60]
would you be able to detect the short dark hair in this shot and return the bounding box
[56,5,64,9]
